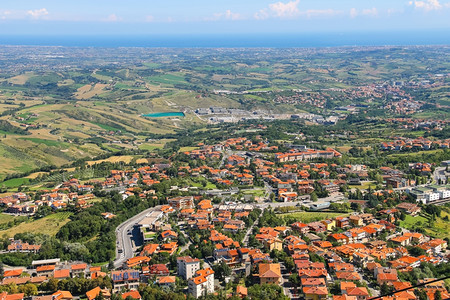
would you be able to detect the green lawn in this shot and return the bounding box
[0,177,30,188]
[189,179,217,190]
[243,189,266,197]
[144,232,157,239]
[399,212,450,240]
[349,181,377,190]
[399,214,428,228]
[278,211,349,223]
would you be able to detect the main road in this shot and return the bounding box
[433,166,447,184]
[113,205,161,268]
[114,193,344,268]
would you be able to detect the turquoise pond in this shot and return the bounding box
[142,112,185,118]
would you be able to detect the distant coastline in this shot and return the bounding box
[1,31,449,48]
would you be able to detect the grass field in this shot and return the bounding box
[399,215,428,228]
[0,177,30,188]
[0,213,16,225]
[349,181,377,190]
[0,212,72,237]
[179,146,200,152]
[147,74,187,85]
[388,149,444,158]
[278,211,349,223]
[188,179,217,190]
[427,211,450,239]
[93,122,122,132]
[242,189,266,197]
[399,211,450,240]
[139,143,165,151]
[20,138,62,147]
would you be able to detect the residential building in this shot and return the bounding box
[111,270,140,292]
[157,276,176,288]
[258,263,282,285]
[168,196,194,210]
[177,256,201,280]
[188,268,214,298]
[375,268,398,286]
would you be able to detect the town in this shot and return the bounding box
[0,133,448,300]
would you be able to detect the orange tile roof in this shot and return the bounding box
[158,276,176,284]
[71,263,87,270]
[86,287,101,300]
[121,290,141,300]
[36,265,55,272]
[3,269,23,277]
[53,269,70,279]
[303,286,328,295]
[52,290,73,300]
[259,263,281,278]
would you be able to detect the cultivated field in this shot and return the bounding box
[0,212,72,237]
[86,155,136,166]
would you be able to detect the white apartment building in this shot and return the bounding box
[188,268,214,299]
[177,256,201,280]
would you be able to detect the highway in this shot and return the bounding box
[113,205,161,268]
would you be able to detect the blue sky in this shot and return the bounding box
[0,0,449,35]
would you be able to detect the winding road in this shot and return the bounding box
[113,205,161,268]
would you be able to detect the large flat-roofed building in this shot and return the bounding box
[138,210,164,242]
[408,185,447,204]
[32,258,61,268]
[429,185,450,199]
[275,148,341,163]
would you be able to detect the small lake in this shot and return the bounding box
[142,112,185,118]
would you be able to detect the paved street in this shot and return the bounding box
[280,262,298,300]
[433,166,447,184]
[242,209,264,247]
[113,205,161,268]
[179,224,193,253]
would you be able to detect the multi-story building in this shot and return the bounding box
[138,210,164,242]
[168,196,194,210]
[177,256,201,280]
[111,270,140,292]
[188,268,214,298]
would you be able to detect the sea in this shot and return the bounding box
[0,31,449,48]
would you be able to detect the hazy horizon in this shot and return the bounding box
[1,0,449,43]
[1,30,449,48]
